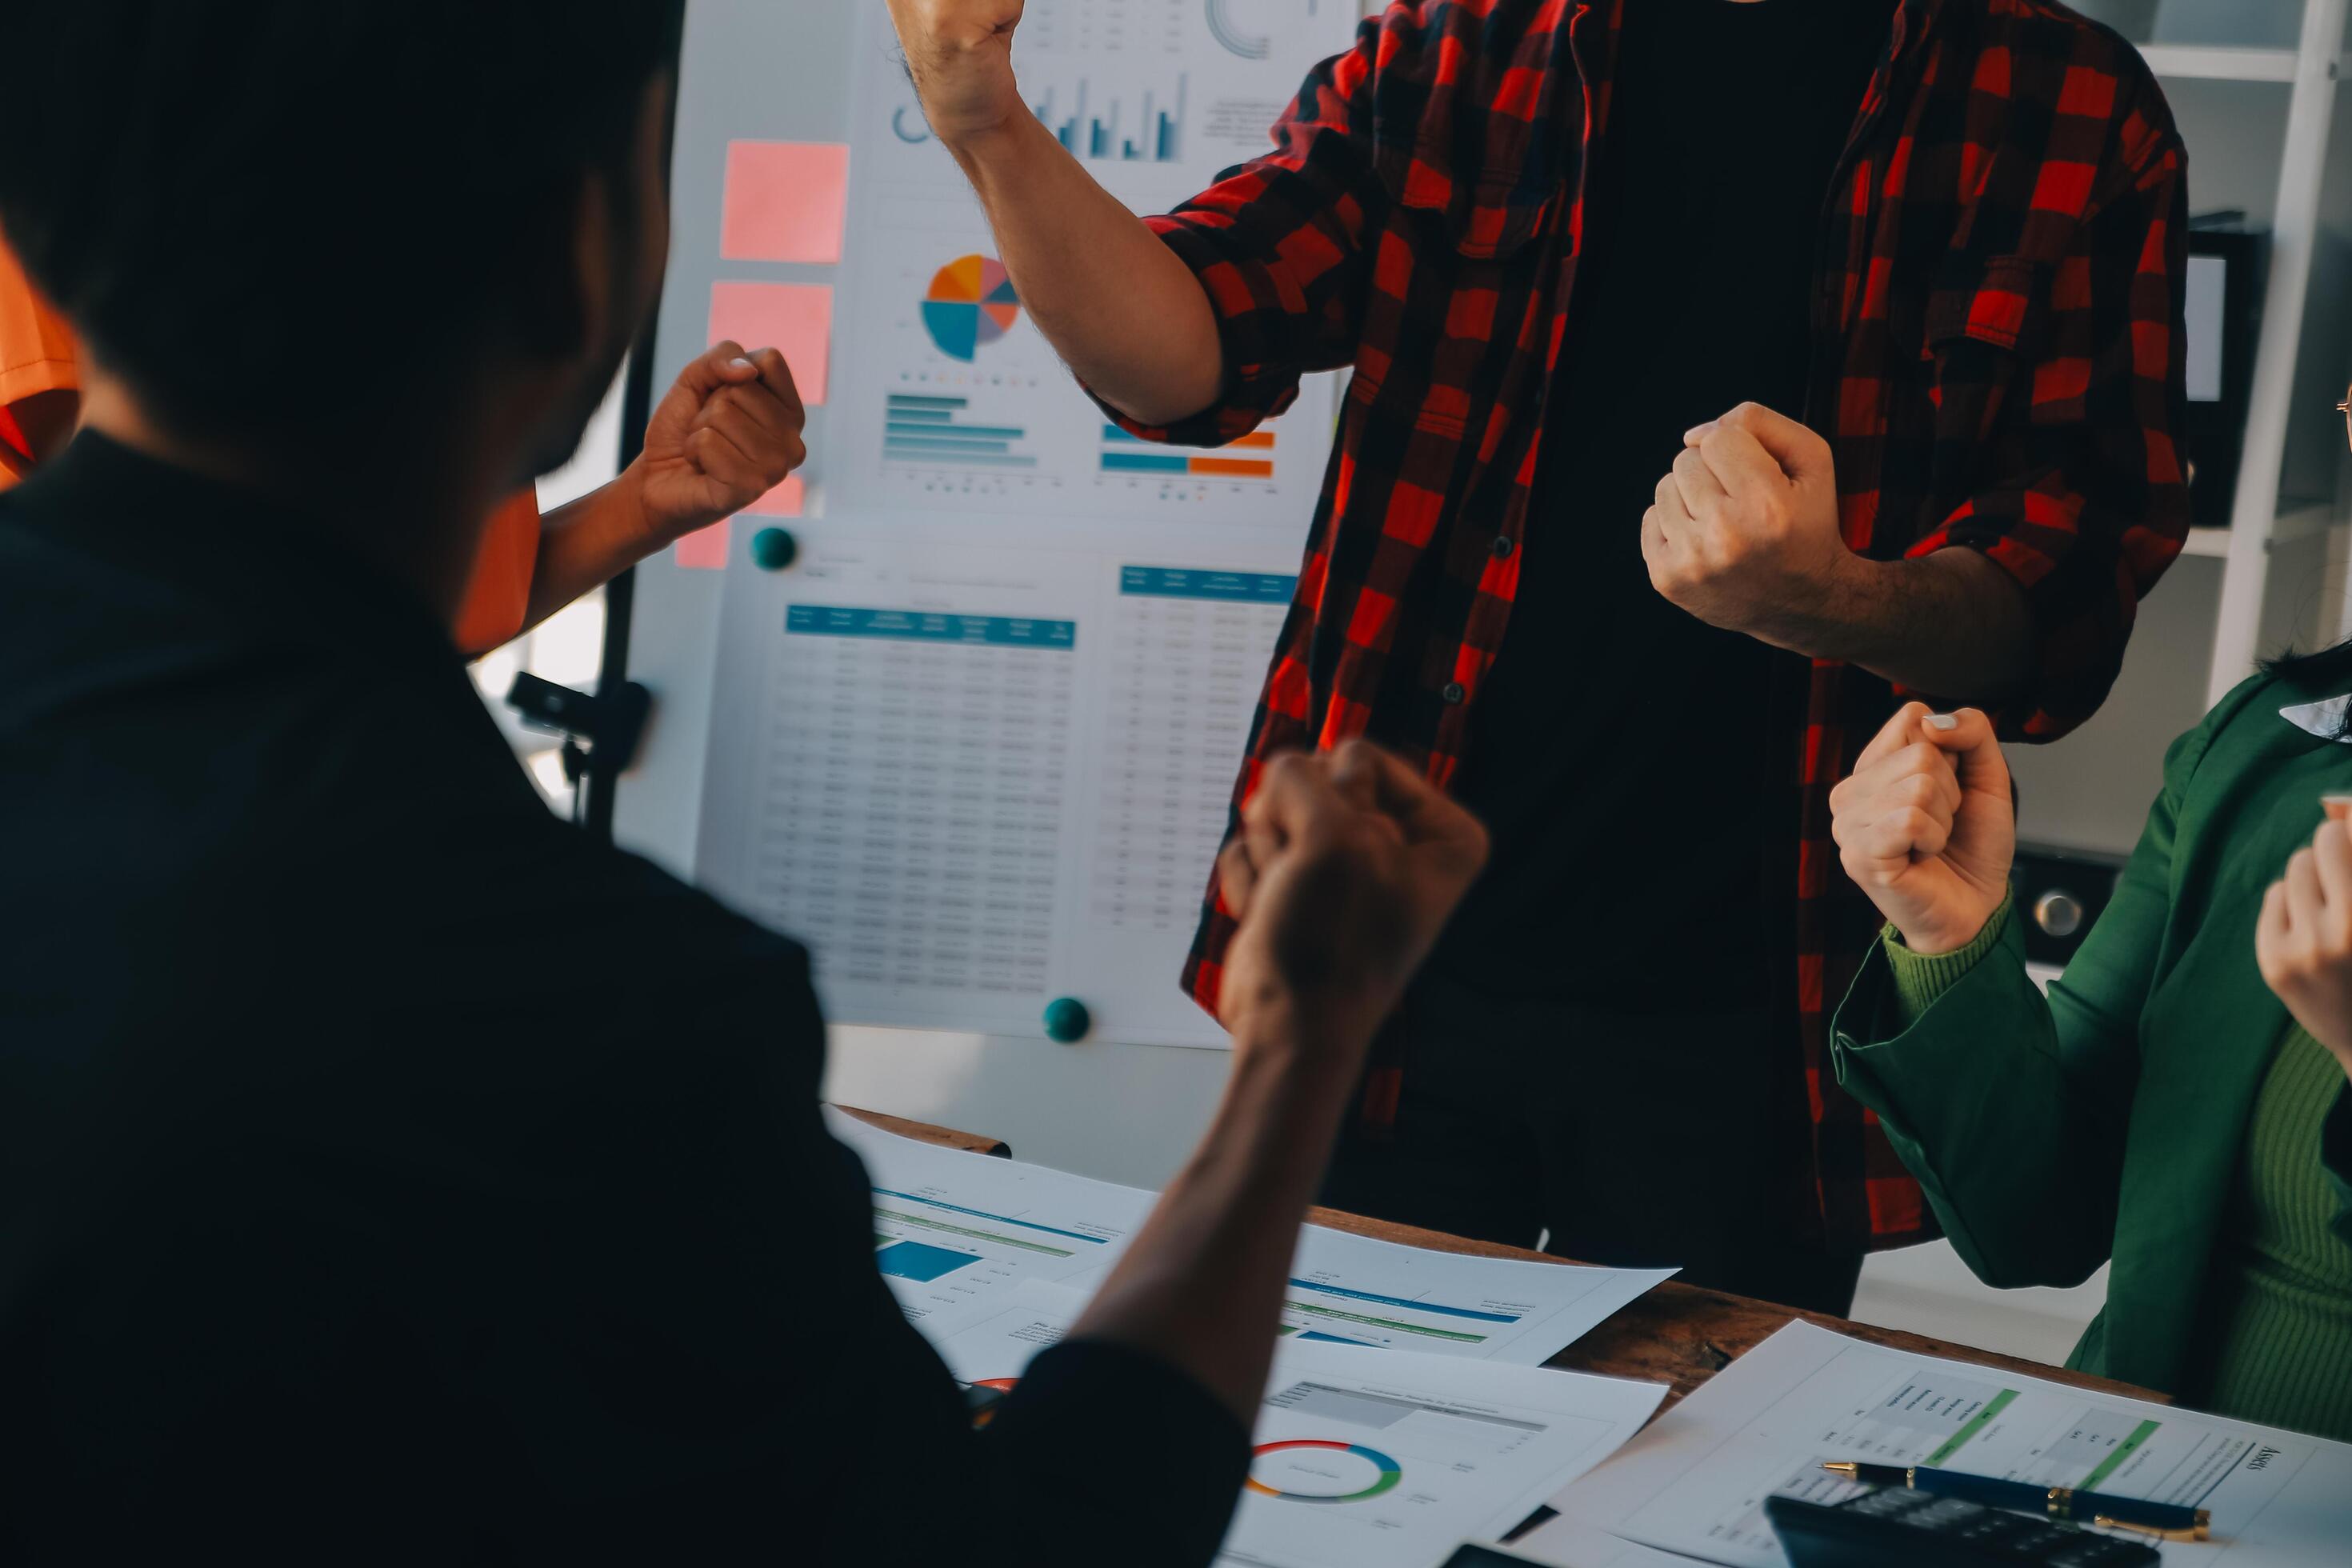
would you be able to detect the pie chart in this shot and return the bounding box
[922,255,1022,362]
[1246,1439,1404,1503]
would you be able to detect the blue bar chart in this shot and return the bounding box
[874,1241,979,1282]
[1031,74,1187,164]
[882,394,1038,470]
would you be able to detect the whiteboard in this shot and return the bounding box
[617,1,1367,1174]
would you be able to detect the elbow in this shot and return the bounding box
[1097,363,1231,433]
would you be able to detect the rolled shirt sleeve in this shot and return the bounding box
[1092,14,1391,448]
[1900,73,2191,742]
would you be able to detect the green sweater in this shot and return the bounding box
[1885,903,2352,1441]
[1829,667,2352,1439]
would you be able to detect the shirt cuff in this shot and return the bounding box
[1,356,81,413]
[1081,218,1308,450]
[1882,894,2014,1026]
[990,1337,1252,1566]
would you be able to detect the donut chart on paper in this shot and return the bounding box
[1246,1439,1405,1503]
[920,255,1022,362]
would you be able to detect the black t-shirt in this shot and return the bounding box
[1434,0,1896,1006]
[0,435,1248,1563]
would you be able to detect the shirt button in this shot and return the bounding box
[1442,682,1466,705]
[1491,536,1516,559]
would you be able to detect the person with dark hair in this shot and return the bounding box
[0,4,1489,1561]
[0,143,799,655]
[1823,434,2352,1439]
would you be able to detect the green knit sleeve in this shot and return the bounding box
[1882,895,2016,1026]
[2326,1081,2352,1250]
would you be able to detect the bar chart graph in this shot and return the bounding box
[1101,425,1275,479]
[1031,74,1188,164]
[883,394,1039,470]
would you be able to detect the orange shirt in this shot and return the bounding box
[0,237,543,652]
[0,234,78,489]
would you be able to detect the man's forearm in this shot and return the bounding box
[522,468,658,634]
[947,114,1226,426]
[1763,548,2033,702]
[1068,1006,1358,1424]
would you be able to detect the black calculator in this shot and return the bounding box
[1767,1487,2163,1566]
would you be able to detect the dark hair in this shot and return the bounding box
[2262,640,2352,686]
[0,2,678,437]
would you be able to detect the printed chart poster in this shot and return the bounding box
[829,0,1353,533]
[686,1,1361,1047]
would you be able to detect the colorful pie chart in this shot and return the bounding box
[1246,1438,1404,1503]
[921,255,1022,362]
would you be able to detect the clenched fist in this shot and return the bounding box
[635,342,806,543]
[2255,804,2352,1083]
[1830,703,2016,956]
[1215,742,1490,1062]
[1642,402,1861,647]
[885,0,1030,149]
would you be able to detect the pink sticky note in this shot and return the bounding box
[709,282,831,406]
[721,141,850,264]
[674,517,732,570]
[746,474,805,518]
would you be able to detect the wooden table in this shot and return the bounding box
[842,1106,1011,1158]
[838,1107,2162,1414]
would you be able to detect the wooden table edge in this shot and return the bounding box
[839,1105,1011,1158]
[1306,1206,2166,1411]
[833,1108,2162,1415]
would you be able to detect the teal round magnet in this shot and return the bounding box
[750,526,798,571]
[1042,997,1091,1045]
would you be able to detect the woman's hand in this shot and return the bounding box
[1830,703,2016,956]
[2256,806,2352,1082]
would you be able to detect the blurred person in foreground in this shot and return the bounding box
[0,221,801,656]
[0,3,1487,1560]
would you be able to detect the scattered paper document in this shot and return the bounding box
[1283,1228,1674,1367]
[931,1280,1091,1384]
[826,1108,1153,1339]
[1544,1319,2352,1567]
[829,1109,1675,1362]
[1225,1342,1664,1568]
[920,1276,1666,1568]
[1506,1521,1715,1566]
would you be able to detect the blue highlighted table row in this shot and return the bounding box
[786,606,1077,649]
[1118,566,1298,604]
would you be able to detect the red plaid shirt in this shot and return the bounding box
[1113,0,2189,1251]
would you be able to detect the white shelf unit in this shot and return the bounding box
[2137,43,2304,82]
[2198,0,2351,709]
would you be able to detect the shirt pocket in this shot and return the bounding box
[1919,252,2046,453]
[1373,75,1566,264]
[1922,253,2045,355]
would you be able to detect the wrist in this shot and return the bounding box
[1893,898,2007,960]
[1754,547,1884,657]
[1223,984,1381,1085]
[608,458,689,550]
[945,110,1056,190]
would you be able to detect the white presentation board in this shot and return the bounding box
[623,0,1359,1054]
